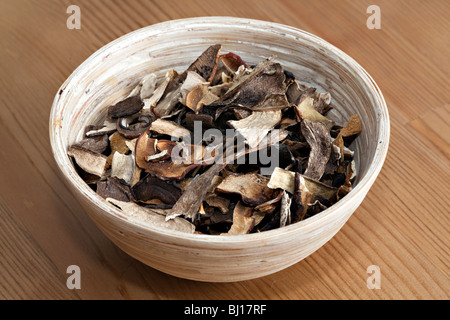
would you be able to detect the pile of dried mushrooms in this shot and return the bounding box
[68,44,362,235]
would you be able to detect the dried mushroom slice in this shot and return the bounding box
[72,134,109,154]
[116,113,152,139]
[140,73,157,100]
[167,162,225,221]
[228,110,282,148]
[132,175,182,205]
[107,95,143,118]
[135,131,200,180]
[279,191,292,227]
[85,119,117,137]
[68,145,107,177]
[222,201,254,235]
[107,198,195,234]
[219,52,248,73]
[110,151,134,185]
[216,173,277,206]
[183,44,221,83]
[97,177,134,202]
[143,69,178,110]
[294,97,333,130]
[267,167,296,194]
[333,114,362,170]
[149,118,191,139]
[185,83,219,113]
[214,62,288,111]
[301,119,332,180]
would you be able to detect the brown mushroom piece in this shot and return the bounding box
[132,175,182,206]
[116,112,152,139]
[212,61,289,112]
[219,52,249,73]
[222,201,255,235]
[216,173,278,207]
[107,95,144,118]
[68,145,107,177]
[106,198,195,234]
[182,44,222,83]
[96,176,134,202]
[71,134,109,154]
[134,131,200,180]
[301,118,332,180]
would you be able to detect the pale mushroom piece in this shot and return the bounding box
[267,167,296,194]
[126,82,142,99]
[268,167,337,202]
[140,73,157,100]
[110,151,134,185]
[184,84,219,113]
[85,118,117,137]
[143,69,177,110]
[179,71,207,105]
[151,86,182,118]
[107,198,195,234]
[294,97,333,130]
[228,110,282,148]
[149,118,191,139]
[280,191,292,227]
[124,139,141,187]
[221,201,254,235]
[68,145,107,177]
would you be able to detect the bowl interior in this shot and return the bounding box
[50,17,389,238]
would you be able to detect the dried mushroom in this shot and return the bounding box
[68,45,362,235]
[68,145,107,177]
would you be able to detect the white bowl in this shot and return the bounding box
[49,17,389,282]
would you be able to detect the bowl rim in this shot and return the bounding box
[49,16,390,243]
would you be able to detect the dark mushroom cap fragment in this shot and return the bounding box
[116,113,152,139]
[132,175,182,205]
[107,95,144,118]
[72,135,109,154]
[219,52,249,73]
[183,44,222,83]
[97,176,134,202]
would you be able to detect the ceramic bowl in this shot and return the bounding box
[49,17,389,282]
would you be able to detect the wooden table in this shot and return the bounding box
[0,0,448,300]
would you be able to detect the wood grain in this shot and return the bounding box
[0,0,448,299]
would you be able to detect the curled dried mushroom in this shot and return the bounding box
[68,45,362,235]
